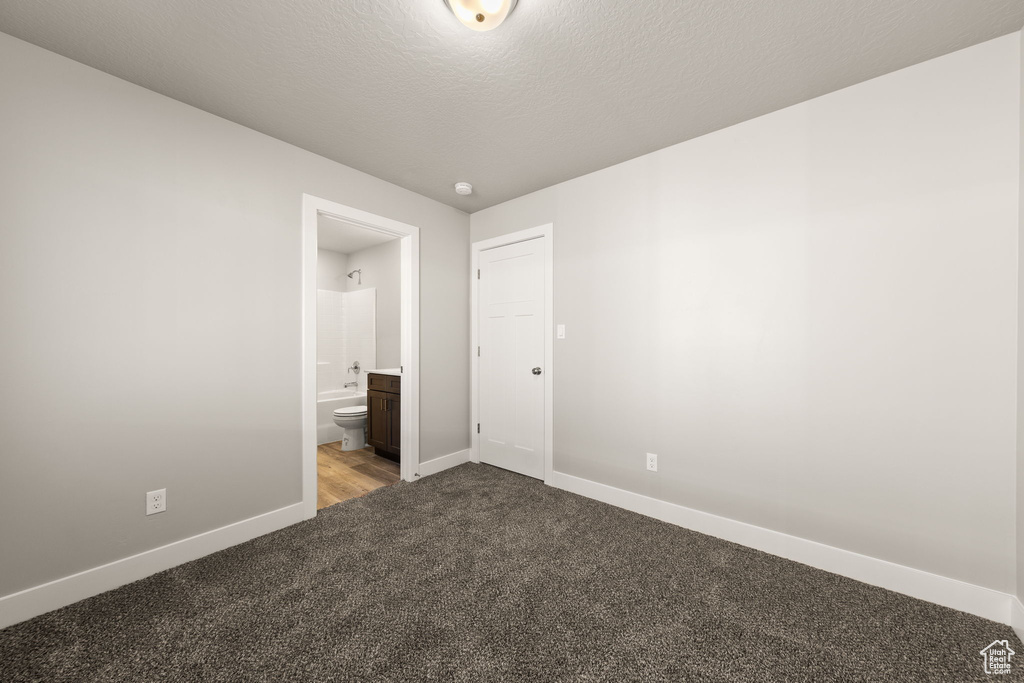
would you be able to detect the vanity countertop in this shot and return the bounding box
[366,368,402,377]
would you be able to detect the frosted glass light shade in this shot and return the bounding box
[443,0,518,32]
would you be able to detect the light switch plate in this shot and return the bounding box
[557,324,565,339]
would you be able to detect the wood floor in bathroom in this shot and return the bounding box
[317,442,401,509]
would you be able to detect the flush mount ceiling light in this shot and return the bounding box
[443,0,518,32]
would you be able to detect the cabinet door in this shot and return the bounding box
[387,396,401,458]
[366,391,388,451]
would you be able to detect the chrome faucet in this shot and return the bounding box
[344,381,358,389]
[348,360,361,374]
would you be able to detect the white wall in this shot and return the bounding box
[0,32,469,599]
[1017,29,1024,604]
[345,239,402,368]
[317,249,349,292]
[472,35,1020,592]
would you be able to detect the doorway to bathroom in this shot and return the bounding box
[301,194,420,518]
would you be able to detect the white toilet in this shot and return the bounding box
[332,405,368,451]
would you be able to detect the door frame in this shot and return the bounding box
[301,193,421,519]
[470,224,554,482]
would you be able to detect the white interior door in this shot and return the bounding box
[478,238,546,479]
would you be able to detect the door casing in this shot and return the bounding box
[301,193,421,520]
[470,224,554,482]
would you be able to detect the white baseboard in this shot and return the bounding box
[0,502,305,630]
[546,470,1012,625]
[1011,597,1024,643]
[3,469,1013,633]
[418,449,471,478]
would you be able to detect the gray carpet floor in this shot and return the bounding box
[1,463,1019,682]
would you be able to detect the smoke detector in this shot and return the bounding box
[454,182,473,196]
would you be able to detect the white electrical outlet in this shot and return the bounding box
[146,488,166,515]
[646,453,658,472]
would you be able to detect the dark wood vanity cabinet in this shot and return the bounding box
[367,373,400,461]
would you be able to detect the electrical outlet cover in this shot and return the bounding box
[146,488,166,515]
[646,453,658,472]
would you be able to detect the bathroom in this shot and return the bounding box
[316,214,403,508]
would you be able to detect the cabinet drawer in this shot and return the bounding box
[367,373,401,394]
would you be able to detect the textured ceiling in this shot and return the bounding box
[1,1,1022,211]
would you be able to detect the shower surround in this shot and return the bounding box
[316,288,375,443]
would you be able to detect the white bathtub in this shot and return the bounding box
[317,389,367,445]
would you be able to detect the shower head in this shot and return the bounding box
[347,269,362,285]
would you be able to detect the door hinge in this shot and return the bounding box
[477,346,480,357]
[477,269,480,279]
[477,423,480,434]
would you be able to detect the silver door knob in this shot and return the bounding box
[532,367,542,375]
